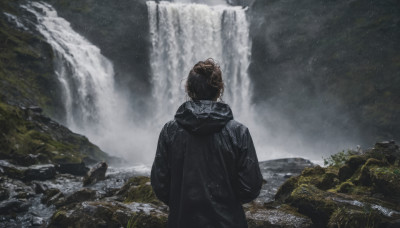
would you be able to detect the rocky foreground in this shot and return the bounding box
[1,141,398,228]
[1,102,400,227]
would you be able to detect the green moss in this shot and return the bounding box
[126,213,167,228]
[0,3,62,117]
[0,101,109,165]
[328,207,382,228]
[275,176,300,202]
[368,165,400,197]
[288,184,336,227]
[119,176,161,205]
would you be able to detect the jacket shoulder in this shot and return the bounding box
[224,119,249,134]
[160,120,181,142]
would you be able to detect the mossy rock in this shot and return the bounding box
[301,165,325,176]
[338,164,354,181]
[117,176,162,205]
[346,155,367,170]
[275,176,300,202]
[369,166,400,197]
[287,184,337,227]
[0,2,63,117]
[328,207,383,228]
[48,201,167,228]
[316,172,339,190]
[126,212,167,228]
[0,101,112,166]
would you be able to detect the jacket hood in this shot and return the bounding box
[175,100,233,135]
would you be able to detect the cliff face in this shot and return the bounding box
[249,0,400,144]
[0,0,64,119]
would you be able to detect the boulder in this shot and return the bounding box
[64,188,97,205]
[116,176,161,205]
[55,162,89,176]
[48,201,167,228]
[24,164,56,181]
[0,199,30,215]
[41,188,66,208]
[246,205,313,228]
[0,161,56,181]
[328,207,383,228]
[0,186,9,201]
[338,164,353,181]
[287,184,336,227]
[83,161,108,186]
[367,141,400,164]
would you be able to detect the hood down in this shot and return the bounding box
[174,100,233,135]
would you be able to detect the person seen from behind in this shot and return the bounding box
[151,58,263,228]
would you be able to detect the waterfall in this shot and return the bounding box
[24,2,117,130]
[147,1,252,126]
[23,2,150,162]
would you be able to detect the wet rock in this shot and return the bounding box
[32,216,45,226]
[246,206,313,228]
[116,176,161,205]
[275,176,300,203]
[346,155,367,170]
[24,164,56,181]
[369,165,400,197]
[0,186,9,201]
[338,164,353,181]
[48,201,167,228]
[83,161,108,186]
[274,142,400,227]
[0,161,56,181]
[0,176,35,200]
[368,141,400,164]
[28,105,43,113]
[0,199,30,215]
[0,160,25,180]
[258,158,315,203]
[42,189,65,207]
[64,188,97,205]
[33,181,50,194]
[316,172,338,190]
[55,162,89,176]
[328,207,383,228]
[287,184,336,227]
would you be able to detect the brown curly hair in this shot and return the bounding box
[185,58,224,101]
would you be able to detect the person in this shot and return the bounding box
[151,58,263,228]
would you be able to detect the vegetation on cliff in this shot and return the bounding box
[0,101,111,166]
[0,0,64,118]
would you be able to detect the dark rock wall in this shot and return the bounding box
[0,0,64,119]
[248,0,400,145]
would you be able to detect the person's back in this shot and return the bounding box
[151,59,263,228]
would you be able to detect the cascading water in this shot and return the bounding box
[147,1,253,126]
[25,2,117,131]
[23,2,153,163]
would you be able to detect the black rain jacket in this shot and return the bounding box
[151,100,263,228]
